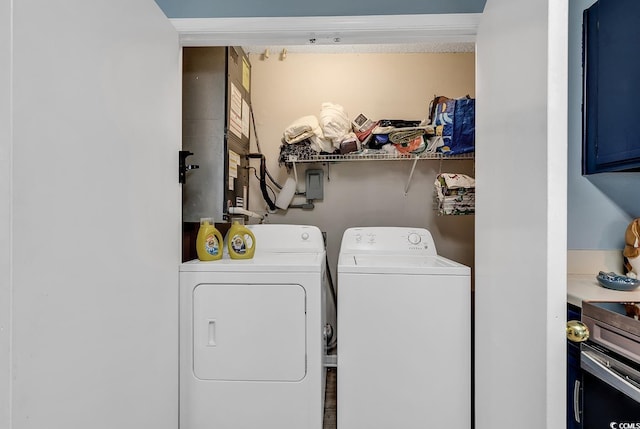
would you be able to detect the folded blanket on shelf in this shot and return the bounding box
[278,139,318,166]
[439,203,475,216]
[434,173,475,216]
[283,115,319,144]
[439,193,475,203]
[388,129,426,145]
[438,173,475,190]
[282,115,333,153]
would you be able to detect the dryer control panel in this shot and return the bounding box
[340,227,437,256]
[247,224,325,254]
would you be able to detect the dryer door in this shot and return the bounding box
[192,284,306,381]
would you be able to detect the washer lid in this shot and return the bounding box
[338,254,470,275]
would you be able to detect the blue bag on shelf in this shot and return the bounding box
[451,98,475,154]
[434,98,454,143]
[433,96,475,155]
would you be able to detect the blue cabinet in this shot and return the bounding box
[582,0,640,174]
[567,304,583,429]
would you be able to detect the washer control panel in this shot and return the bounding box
[340,227,437,255]
[407,232,421,245]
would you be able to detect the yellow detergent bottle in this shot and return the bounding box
[196,217,223,261]
[227,221,256,259]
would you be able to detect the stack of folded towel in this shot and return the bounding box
[434,173,475,215]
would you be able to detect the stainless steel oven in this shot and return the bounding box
[580,301,640,429]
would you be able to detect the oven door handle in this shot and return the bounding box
[581,350,640,403]
[573,379,581,423]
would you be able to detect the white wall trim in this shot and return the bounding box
[1,0,13,427]
[546,1,569,427]
[171,14,480,47]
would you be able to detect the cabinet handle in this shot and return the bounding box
[573,379,581,423]
[207,319,216,347]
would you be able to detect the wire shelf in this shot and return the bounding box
[285,152,474,163]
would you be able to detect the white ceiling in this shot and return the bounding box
[172,14,479,53]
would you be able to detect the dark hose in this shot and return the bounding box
[247,153,277,211]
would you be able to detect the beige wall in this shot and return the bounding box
[247,51,476,283]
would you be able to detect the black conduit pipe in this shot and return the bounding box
[247,153,277,212]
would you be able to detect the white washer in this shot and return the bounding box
[180,224,327,429]
[337,227,471,429]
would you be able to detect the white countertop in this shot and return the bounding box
[567,274,640,307]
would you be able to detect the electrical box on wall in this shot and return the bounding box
[181,47,252,222]
[305,169,324,200]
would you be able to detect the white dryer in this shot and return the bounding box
[337,227,471,429]
[180,224,328,429]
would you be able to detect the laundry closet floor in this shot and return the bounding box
[323,368,337,428]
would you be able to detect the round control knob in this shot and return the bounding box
[301,232,310,241]
[408,233,421,245]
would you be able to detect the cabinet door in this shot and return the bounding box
[583,0,640,173]
[193,284,306,381]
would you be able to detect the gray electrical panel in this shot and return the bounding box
[182,47,251,223]
[305,169,324,200]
